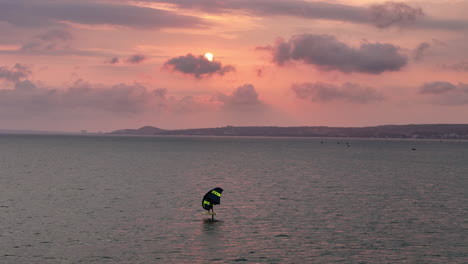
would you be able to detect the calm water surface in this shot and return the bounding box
[0,135,467,263]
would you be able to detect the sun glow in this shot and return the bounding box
[204,52,214,61]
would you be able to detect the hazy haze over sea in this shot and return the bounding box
[1,135,467,263]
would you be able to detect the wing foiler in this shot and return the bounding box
[202,187,223,219]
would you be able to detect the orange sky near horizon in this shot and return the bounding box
[0,0,467,132]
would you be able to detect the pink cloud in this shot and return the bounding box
[292,82,385,103]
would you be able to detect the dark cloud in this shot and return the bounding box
[106,57,120,65]
[21,29,72,52]
[255,66,266,77]
[413,42,430,61]
[0,64,31,82]
[368,1,424,29]
[291,82,385,103]
[419,81,468,105]
[153,88,167,98]
[1,0,463,34]
[218,65,236,76]
[440,62,468,72]
[143,0,366,22]
[15,79,37,91]
[146,0,435,29]
[164,53,235,79]
[264,34,407,74]
[143,0,468,31]
[0,0,208,29]
[213,84,262,107]
[270,38,291,66]
[105,55,148,65]
[38,29,73,41]
[419,81,456,94]
[126,54,146,64]
[416,17,468,31]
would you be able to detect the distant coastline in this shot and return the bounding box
[109,124,468,140]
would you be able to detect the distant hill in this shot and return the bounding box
[110,126,166,135]
[109,124,468,139]
[0,129,70,135]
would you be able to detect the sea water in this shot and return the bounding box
[0,134,467,263]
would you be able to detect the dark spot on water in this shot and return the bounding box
[233,258,248,261]
[210,258,223,261]
[400,242,411,247]
[275,234,290,238]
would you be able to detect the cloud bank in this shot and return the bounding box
[0,63,222,123]
[164,53,235,79]
[149,0,427,29]
[0,0,208,29]
[292,82,385,103]
[213,84,263,108]
[440,62,468,72]
[264,34,407,74]
[368,1,424,29]
[419,81,468,105]
[0,79,168,117]
[21,29,72,52]
[0,64,31,82]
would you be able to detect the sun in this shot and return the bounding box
[204,52,214,61]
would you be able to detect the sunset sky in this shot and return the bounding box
[1,0,467,132]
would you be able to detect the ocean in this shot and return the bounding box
[0,134,467,263]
